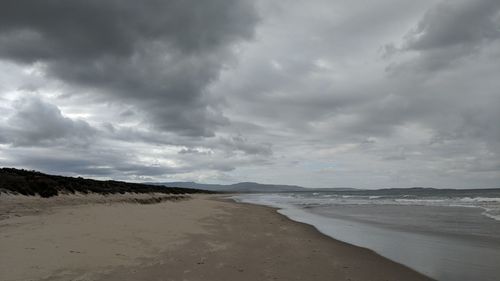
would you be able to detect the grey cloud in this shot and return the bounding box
[386,0,500,71]
[0,0,256,61]
[4,149,172,178]
[0,97,95,146]
[0,0,498,188]
[219,135,272,156]
[404,0,500,51]
[0,0,258,137]
[335,0,500,144]
[207,0,500,188]
[101,123,273,156]
[3,139,262,180]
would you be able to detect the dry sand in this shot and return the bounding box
[0,194,434,281]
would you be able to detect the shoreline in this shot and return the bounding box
[226,197,436,280]
[0,194,433,281]
[234,194,500,281]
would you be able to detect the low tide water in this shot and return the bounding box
[234,190,500,281]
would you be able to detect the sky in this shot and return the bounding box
[0,0,499,189]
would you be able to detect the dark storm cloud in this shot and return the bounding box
[0,0,258,137]
[0,0,256,59]
[0,97,95,146]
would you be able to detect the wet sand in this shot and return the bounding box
[0,194,433,281]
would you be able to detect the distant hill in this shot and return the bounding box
[147,181,356,193]
[0,168,213,197]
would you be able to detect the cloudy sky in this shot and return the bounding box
[0,0,499,188]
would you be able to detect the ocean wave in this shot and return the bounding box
[482,210,500,221]
[233,193,500,222]
[459,197,500,203]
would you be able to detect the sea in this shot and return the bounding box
[233,188,500,281]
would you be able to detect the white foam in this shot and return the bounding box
[459,197,500,203]
[233,193,500,222]
[395,198,446,204]
[483,212,500,221]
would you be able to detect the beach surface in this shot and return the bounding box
[0,194,433,281]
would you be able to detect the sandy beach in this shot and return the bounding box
[0,194,433,281]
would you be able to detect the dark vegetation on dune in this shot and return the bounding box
[0,168,214,198]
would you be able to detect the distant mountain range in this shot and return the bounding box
[147,181,355,193]
[2,168,497,196]
[150,182,500,196]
